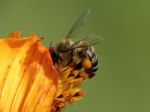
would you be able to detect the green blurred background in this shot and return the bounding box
[0,0,150,112]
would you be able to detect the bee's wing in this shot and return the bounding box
[66,9,91,39]
[80,35,103,46]
[69,35,103,49]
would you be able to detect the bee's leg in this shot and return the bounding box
[66,50,74,66]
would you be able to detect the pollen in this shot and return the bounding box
[72,70,79,76]
[82,58,92,69]
[79,72,88,79]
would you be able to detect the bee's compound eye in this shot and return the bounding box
[57,43,67,53]
[60,41,71,52]
[82,58,92,69]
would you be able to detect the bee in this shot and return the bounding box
[49,9,101,79]
[50,9,102,112]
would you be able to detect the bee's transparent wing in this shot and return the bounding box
[80,35,103,46]
[66,9,91,39]
[69,35,103,49]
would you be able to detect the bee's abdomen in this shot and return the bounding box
[85,47,99,78]
[67,47,99,79]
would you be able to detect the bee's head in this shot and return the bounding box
[56,39,73,52]
[55,39,74,64]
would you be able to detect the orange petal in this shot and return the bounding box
[0,32,58,112]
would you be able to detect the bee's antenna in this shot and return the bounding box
[49,41,53,51]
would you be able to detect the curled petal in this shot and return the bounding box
[0,32,58,112]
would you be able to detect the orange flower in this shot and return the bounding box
[0,32,58,112]
[0,32,93,112]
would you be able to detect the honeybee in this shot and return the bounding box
[50,9,102,112]
[49,9,101,79]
